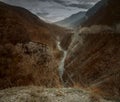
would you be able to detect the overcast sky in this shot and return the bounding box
[0,0,100,22]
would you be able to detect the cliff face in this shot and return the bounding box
[63,0,120,100]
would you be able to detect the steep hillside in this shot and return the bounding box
[63,0,120,100]
[64,32,120,100]
[0,1,70,46]
[85,0,108,19]
[82,0,120,26]
[0,1,73,89]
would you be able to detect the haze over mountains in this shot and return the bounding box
[0,0,100,22]
[55,0,112,28]
[55,11,86,28]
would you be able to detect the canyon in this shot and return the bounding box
[0,0,120,102]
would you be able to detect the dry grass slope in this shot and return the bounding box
[63,33,120,100]
[0,1,72,89]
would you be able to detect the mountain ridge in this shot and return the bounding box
[55,11,86,28]
[82,0,120,26]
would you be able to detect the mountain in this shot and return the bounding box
[63,0,120,100]
[57,0,119,29]
[55,11,86,28]
[1,0,98,22]
[85,0,108,18]
[0,1,73,89]
[55,0,108,29]
[0,1,70,46]
[82,0,120,26]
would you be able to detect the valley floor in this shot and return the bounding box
[0,86,114,102]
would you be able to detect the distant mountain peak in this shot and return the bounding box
[55,11,86,28]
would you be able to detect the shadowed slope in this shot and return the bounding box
[0,1,73,89]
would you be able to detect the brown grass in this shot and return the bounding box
[0,43,61,89]
[63,33,120,99]
[0,1,72,89]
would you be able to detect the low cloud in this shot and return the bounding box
[116,24,120,33]
[79,25,114,34]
